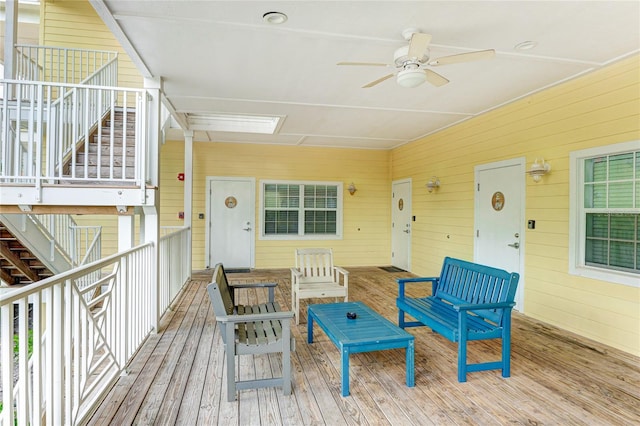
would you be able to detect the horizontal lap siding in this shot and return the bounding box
[42,1,142,89]
[161,141,392,269]
[392,55,640,356]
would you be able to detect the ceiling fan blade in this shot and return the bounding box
[429,49,495,66]
[407,32,432,59]
[425,69,449,87]
[337,61,389,67]
[362,73,394,88]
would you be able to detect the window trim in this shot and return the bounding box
[259,180,344,240]
[569,140,640,287]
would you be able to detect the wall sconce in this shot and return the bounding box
[426,176,440,193]
[527,158,551,182]
[347,182,357,195]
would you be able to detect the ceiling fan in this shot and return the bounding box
[338,28,495,89]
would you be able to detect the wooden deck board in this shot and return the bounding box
[88,267,640,425]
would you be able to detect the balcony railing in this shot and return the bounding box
[0,226,191,425]
[0,80,148,188]
[15,45,118,86]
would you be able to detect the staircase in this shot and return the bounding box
[66,108,137,181]
[0,221,54,285]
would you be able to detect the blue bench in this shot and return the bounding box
[396,257,519,382]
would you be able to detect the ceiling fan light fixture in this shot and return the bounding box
[262,11,288,25]
[397,68,426,88]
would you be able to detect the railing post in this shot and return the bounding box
[3,0,17,80]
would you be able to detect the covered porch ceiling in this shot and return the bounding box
[93,1,640,149]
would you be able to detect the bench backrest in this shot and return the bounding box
[436,257,519,326]
[294,248,335,283]
[208,263,235,316]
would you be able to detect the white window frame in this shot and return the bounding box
[259,180,344,240]
[569,140,640,287]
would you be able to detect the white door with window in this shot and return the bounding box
[392,179,412,271]
[474,159,525,310]
[207,177,255,269]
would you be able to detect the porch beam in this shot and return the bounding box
[0,205,134,215]
[184,130,193,276]
[0,268,16,285]
[0,240,39,282]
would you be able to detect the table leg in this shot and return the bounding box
[341,347,350,396]
[307,312,314,343]
[406,339,415,387]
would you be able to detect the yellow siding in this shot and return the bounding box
[160,141,392,269]
[41,1,142,88]
[391,55,640,356]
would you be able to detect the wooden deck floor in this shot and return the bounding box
[88,267,640,425]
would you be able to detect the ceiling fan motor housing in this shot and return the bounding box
[394,45,429,68]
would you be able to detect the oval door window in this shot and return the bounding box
[398,198,404,211]
[225,196,238,209]
[491,192,505,211]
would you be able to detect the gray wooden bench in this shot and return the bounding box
[207,263,295,401]
[396,257,519,382]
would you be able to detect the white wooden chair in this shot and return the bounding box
[290,248,349,324]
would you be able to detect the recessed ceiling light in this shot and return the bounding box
[515,41,538,51]
[263,11,288,25]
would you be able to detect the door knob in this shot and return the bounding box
[507,242,520,249]
[403,229,410,234]
[243,222,251,231]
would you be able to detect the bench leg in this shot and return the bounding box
[398,309,406,329]
[341,348,350,397]
[458,314,468,383]
[502,314,512,378]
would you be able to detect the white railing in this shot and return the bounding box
[15,45,118,85]
[159,226,191,310]
[0,228,191,425]
[0,80,148,188]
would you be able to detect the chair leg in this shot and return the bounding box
[282,323,292,395]
[225,323,237,401]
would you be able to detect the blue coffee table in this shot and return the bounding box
[308,301,415,396]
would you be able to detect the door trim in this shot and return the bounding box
[205,176,256,269]
[391,178,412,272]
[473,157,526,310]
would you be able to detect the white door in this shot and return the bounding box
[391,179,412,271]
[207,177,255,269]
[474,159,525,310]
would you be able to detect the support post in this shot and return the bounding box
[3,0,17,80]
[143,76,162,331]
[184,130,193,278]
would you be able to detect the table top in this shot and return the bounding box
[308,301,413,347]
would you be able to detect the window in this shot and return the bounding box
[570,141,640,286]
[261,181,343,239]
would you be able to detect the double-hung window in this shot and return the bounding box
[261,181,343,239]
[569,141,640,286]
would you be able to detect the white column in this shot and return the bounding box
[3,0,17,79]
[143,76,161,331]
[118,215,135,251]
[184,130,193,278]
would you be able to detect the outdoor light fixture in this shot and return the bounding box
[527,158,551,182]
[263,11,288,24]
[347,182,357,195]
[426,176,440,192]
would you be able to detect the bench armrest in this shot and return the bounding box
[216,310,294,324]
[334,266,349,276]
[396,276,439,299]
[230,282,277,302]
[453,301,516,311]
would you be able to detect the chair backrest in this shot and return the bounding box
[294,248,335,283]
[207,263,235,316]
